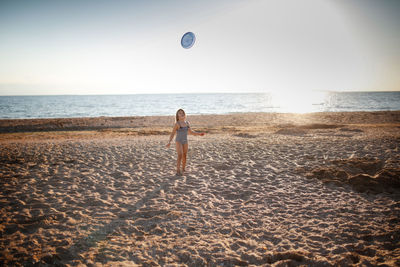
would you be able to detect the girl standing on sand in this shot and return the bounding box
[166,109,205,176]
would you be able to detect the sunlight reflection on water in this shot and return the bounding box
[271,91,329,113]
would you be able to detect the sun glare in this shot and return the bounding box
[271,91,327,113]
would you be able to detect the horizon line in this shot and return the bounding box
[1,90,400,97]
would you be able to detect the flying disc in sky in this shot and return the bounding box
[181,32,196,49]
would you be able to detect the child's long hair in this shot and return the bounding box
[176,109,186,122]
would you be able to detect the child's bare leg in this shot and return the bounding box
[175,142,183,174]
[182,143,188,173]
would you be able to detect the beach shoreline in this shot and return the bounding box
[1,110,399,134]
[1,111,399,266]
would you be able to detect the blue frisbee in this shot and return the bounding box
[181,32,196,49]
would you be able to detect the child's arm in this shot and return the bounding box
[166,123,179,147]
[188,122,205,136]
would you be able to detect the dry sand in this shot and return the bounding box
[1,112,400,266]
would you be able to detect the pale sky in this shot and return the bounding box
[0,0,399,95]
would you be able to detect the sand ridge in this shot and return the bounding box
[0,112,400,266]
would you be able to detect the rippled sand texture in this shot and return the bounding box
[1,113,400,266]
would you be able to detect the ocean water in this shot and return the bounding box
[0,92,399,119]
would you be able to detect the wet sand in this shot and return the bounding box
[1,112,400,266]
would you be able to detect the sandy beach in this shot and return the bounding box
[1,111,400,266]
